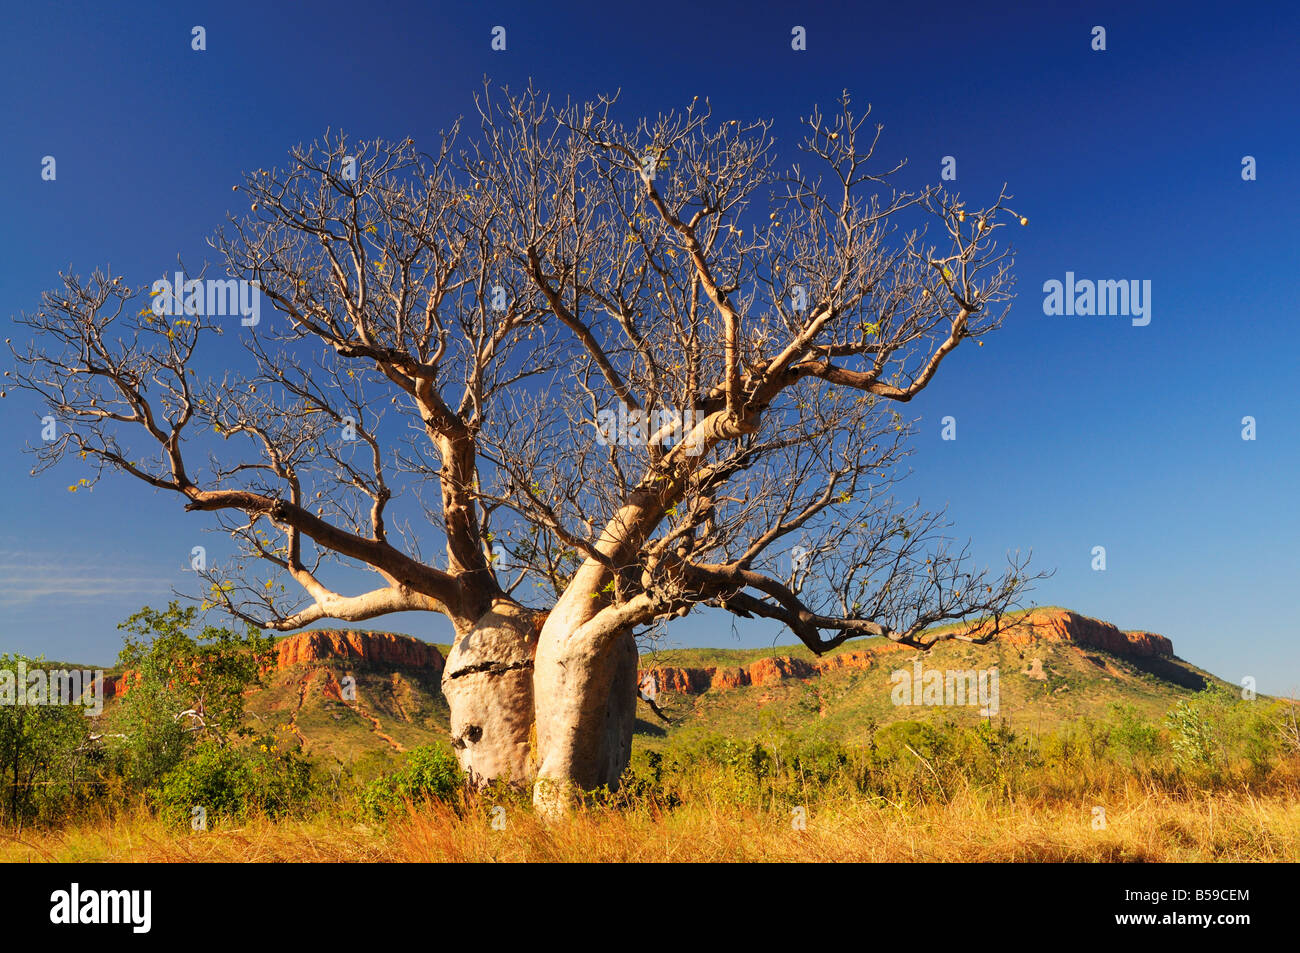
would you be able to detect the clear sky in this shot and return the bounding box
[1,0,1297,693]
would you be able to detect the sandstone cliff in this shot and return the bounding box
[272,629,445,671]
[101,609,1171,701]
[637,608,1173,697]
[102,629,445,698]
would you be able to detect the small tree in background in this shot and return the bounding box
[113,603,272,787]
[0,654,91,827]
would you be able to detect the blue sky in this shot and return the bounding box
[1,1,1297,693]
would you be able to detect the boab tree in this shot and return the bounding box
[8,85,1038,813]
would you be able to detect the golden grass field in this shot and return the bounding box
[6,642,1296,863]
[5,783,1298,863]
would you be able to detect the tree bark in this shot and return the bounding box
[531,613,638,816]
[441,600,541,788]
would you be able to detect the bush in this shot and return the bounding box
[360,745,463,819]
[0,654,96,828]
[151,740,314,825]
[1109,704,1162,761]
[1163,688,1280,775]
[113,603,273,789]
[616,749,682,810]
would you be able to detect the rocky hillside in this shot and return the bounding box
[634,608,1219,749]
[637,608,1176,697]
[102,628,445,699]
[102,607,1221,763]
[245,629,449,763]
[271,629,446,671]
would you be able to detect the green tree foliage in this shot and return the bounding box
[112,603,273,787]
[1165,687,1283,775]
[0,654,92,827]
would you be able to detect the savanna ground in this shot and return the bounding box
[6,788,1298,863]
[5,693,1300,863]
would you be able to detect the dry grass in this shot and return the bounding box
[4,786,1298,863]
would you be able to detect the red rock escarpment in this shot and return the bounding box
[638,608,1172,696]
[641,644,906,695]
[272,630,445,672]
[102,611,1167,701]
[101,671,138,698]
[990,609,1173,658]
[103,630,444,698]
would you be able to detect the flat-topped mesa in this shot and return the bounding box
[641,644,904,695]
[273,630,445,672]
[103,610,1168,700]
[985,608,1173,658]
[103,630,445,698]
[638,608,1173,697]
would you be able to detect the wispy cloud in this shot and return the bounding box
[0,553,173,607]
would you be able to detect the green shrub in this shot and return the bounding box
[1108,704,1162,761]
[151,740,314,825]
[615,749,682,810]
[360,744,462,818]
[1166,698,1219,771]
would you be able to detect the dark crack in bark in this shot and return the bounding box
[444,659,535,679]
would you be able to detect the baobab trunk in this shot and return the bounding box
[531,613,639,816]
[441,599,540,788]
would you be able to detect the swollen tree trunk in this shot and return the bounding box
[531,613,639,816]
[441,599,540,788]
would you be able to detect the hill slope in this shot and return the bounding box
[634,608,1220,750]
[179,606,1225,765]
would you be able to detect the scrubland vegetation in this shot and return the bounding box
[4,603,1298,862]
